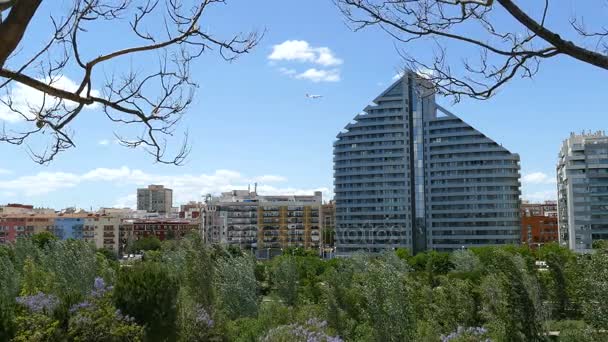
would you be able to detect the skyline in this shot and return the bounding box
[0,0,605,209]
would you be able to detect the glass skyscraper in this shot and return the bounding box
[334,71,521,254]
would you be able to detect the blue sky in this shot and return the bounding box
[0,0,605,209]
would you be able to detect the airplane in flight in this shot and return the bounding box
[305,94,323,99]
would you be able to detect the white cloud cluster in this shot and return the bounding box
[269,40,342,82]
[522,190,557,202]
[269,40,342,66]
[0,167,330,209]
[522,172,556,185]
[0,76,100,123]
[295,68,340,83]
[392,67,436,81]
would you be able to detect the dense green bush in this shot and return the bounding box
[0,235,606,341]
[113,262,178,341]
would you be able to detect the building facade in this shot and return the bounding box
[321,201,335,230]
[137,185,173,214]
[119,219,200,254]
[204,190,322,257]
[334,71,521,254]
[557,131,608,252]
[83,216,121,252]
[521,215,559,248]
[521,200,558,218]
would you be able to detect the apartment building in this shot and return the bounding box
[137,185,173,214]
[557,131,608,252]
[119,219,199,252]
[521,200,558,218]
[321,201,336,230]
[205,190,322,257]
[83,216,121,251]
[334,71,521,254]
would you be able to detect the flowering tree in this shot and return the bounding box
[261,318,343,342]
[68,277,144,342]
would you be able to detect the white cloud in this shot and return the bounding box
[278,67,297,76]
[522,190,557,202]
[253,175,287,183]
[295,68,340,83]
[113,194,137,209]
[393,68,435,81]
[0,168,12,175]
[0,171,81,196]
[0,167,330,208]
[98,139,110,146]
[268,40,342,66]
[0,76,100,123]
[522,172,556,185]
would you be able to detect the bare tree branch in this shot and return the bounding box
[0,0,261,164]
[335,0,607,101]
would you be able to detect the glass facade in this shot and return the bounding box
[334,71,521,255]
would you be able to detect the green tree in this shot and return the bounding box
[536,243,578,320]
[97,248,118,261]
[68,278,144,342]
[272,256,299,306]
[114,262,178,341]
[182,236,215,310]
[356,254,416,341]
[30,232,58,250]
[0,252,19,340]
[130,236,161,253]
[12,313,64,342]
[215,254,258,319]
[479,251,544,341]
[579,250,608,329]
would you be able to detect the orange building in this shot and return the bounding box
[521,216,559,248]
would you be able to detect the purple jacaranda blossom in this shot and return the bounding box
[194,305,214,328]
[261,320,343,342]
[15,292,59,313]
[441,326,491,342]
[91,277,112,297]
[69,300,92,314]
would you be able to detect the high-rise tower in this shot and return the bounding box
[557,131,608,252]
[334,71,521,254]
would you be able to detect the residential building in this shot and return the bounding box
[0,204,34,215]
[119,219,199,253]
[83,215,121,251]
[205,190,323,257]
[179,202,203,219]
[321,201,336,230]
[521,200,558,217]
[0,204,54,215]
[53,216,85,240]
[557,131,608,252]
[334,71,521,255]
[137,185,173,214]
[0,216,31,243]
[521,215,559,248]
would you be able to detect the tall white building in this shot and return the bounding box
[334,71,521,254]
[557,131,608,252]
